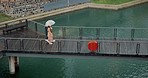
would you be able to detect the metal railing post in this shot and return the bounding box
[19,39,21,50]
[3,39,6,50]
[131,29,135,41]
[114,28,117,40]
[39,40,43,52]
[98,42,100,52]
[3,24,8,35]
[96,28,100,40]
[136,43,140,55]
[62,27,66,39]
[116,42,120,54]
[20,39,24,51]
[35,23,38,32]
[77,41,81,53]
[4,39,8,50]
[25,19,28,28]
[79,28,83,39]
[58,40,61,52]
[45,27,48,39]
[5,23,8,29]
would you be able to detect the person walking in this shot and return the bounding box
[45,20,55,44]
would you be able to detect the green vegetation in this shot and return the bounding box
[0,13,14,22]
[91,0,134,5]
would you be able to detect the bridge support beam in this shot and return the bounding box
[8,56,19,74]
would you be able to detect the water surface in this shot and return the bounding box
[37,3,148,28]
[0,57,148,78]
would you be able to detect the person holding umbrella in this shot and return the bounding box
[45,20,55,44]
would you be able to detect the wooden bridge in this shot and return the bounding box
[0,19,148,74]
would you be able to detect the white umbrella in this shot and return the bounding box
[45,20,55,27]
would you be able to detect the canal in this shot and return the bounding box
[0,3,148,78]
[37,3,148,28]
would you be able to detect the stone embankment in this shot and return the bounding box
[0,0,148,27]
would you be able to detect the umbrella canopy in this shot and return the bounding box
[45,20,55,27]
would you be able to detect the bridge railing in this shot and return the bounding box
[27,20,148,40]
[53,26,148,40]
[28,20,45,35]
[0,19,27,29]
[0,19,28,35]
[0,38,5,58]
[1,38,148,55]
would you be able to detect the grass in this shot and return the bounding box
[0,13,14,23]
[91,0,134,5]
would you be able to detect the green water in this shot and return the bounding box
[35,3,148,39]
[0,57,148,78]
[0,3,148,78]
[37,3,148,28]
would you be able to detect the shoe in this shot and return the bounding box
[49,42,53,45]
[45,39,49,43]
[45,39,53,45]
[52,40,55,42]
